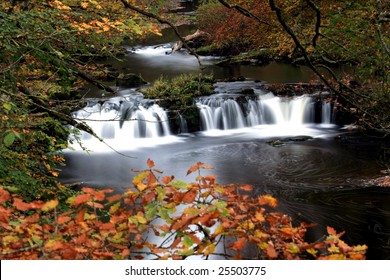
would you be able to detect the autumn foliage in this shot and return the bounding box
[1,160,367,260]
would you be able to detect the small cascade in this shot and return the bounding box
[72,95,171,143]
[321,101,332,124]
[178,114,189,134]
[197,93,315,131]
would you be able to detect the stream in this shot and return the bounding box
[60,29,390,260]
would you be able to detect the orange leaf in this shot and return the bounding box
[13,198,33,211]
[76,208,86,223]
[147,158,155,168]
[230,237,247,251]
[162,176,174,185]
[186,162,203,175]
[182,189,198,203]
[82,187,96,194]
[266,244,278,259]
[258,194,278,208]
[200,164,213,170]
[171,237,182,249]
[73,193,91,206]
[147,172,156,186]
[93,190,106,201]
[0,188,10,203]
[58,216,72,225]
[327,226,337,236]
[141,191,156,205]
[107,194,122,203]
[240,185,253,191]
[86,201,104,209]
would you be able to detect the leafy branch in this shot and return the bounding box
[0,160,368,260]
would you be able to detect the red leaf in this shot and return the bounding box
[230,237,247,251]
[73,193,91,206]
[147,158,155,168]
[162,176,174,185]
[182,189,198,203]
[141,191,156,205]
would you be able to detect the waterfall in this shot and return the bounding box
[70,84,337,152]
[197,93,315,131]
[321,101,332,124]
[71,95,172,146]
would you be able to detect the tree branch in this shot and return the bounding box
[268,0,339,94]
[303,0,321,47]
[120,0,203,69]
[217,0,272,27]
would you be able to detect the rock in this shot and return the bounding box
[115,73,147,88]
[241,86,254,95]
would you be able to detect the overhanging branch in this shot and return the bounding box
[120,0,203,69]
[217,0,272,27]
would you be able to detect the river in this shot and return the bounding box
[59,27,390,260]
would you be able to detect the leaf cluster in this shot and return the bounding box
[0,160,368,260]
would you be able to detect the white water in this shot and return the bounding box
[197,93,323,134]
[70,95,182,152]
[69,83,337,152]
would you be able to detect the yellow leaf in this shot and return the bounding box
[255,211,265,222]
[81,2,89,9]
[203,243,216,256]
[137,183,148,192]
[42,199,58,211]
[2,235,19,246]
[109,202,121,214]
[136,215,147,224]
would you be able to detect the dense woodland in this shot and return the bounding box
[0,0,388,259]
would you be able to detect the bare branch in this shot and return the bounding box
[268,0,339,94]
[217,0,272,27]
[303,0,321,47]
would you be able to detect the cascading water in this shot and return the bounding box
[70,82,337,151]
[197,92,316,131]
[70,94,180,151]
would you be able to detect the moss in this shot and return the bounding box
[141,73,214,110]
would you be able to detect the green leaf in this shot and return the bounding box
[171,180,189,190]
[4,132,16,147]
[31,235,43,247]
[183,235,195,247]
[213,201,227,209]
[145,203,158,219]
[3,103,12,111]
[132,171,149,186]
[156,187,166,202]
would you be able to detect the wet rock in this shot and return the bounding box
[267,136,313,147]
[241,86,254,95]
